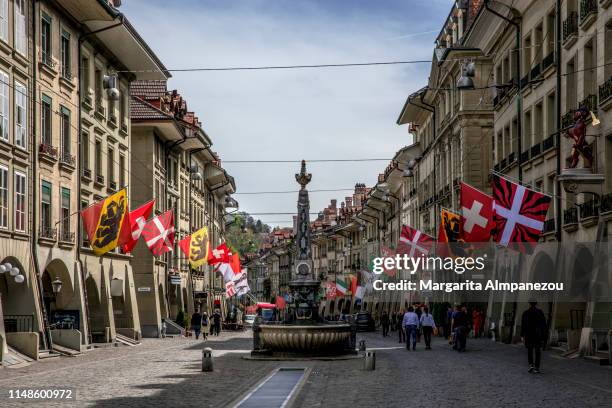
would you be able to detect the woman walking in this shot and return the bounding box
[419,307,436,350]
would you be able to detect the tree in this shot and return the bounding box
[226,212,271,255]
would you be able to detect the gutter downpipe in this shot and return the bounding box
[31,0,52,351]
[484,0,522,183]
[76,13,125,346]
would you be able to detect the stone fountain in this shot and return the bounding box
[252,161,354,357]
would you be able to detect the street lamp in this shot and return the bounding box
[51,278,63,294]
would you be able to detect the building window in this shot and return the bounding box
[61,187,70,235]
[81,56,90,97]
[41,181,52,230]
[14,81,26,149]
[60,106,70,154]
[41,95,52,145]
[119,153,126,188]
[0,165,7,228]
[120,93,127,128]
[95,139,102,177]
[95,68,102,107]
[41,13,52,65]
[0,69,8,142]
[14,171,26,232]
[81,132,89,173]
[60,30,71,79]
[107,147,114,183]
[0,0,7,42]
[14,0,26,55]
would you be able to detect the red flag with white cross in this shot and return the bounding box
[460,182,494,243]
[491,174,551,249]
[122,200,155,254]
[141,210,175,257]
[397,225,433,257]
[208,243,230,265]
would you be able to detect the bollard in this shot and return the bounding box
[202,347,213,372]
[363,351,376,370]
[358,340,366,352]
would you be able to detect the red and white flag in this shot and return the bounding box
[460,183,494,242]
[216,252,241,283]
[380,245,397,277]
[141,210,175,257]
[397,225,433,257]
[122,200,155,254]
[208,243,230,265]
[492,174,551,248]
[225,281,236,297]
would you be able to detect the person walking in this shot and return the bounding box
[445,306,453,340]
[420,307,436,350]
[521,300,548,374]
[472,308,483,338]
[201,312,209,340]
[381,311,390,337]
[397,309,406,343]
[391,312,398,332]
[212,309,222,336]
[191,310,203,340]
[402,306,420,351]
[451,305,467,352]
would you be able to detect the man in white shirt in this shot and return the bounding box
[402,306,420,350]
[419,307,436,350]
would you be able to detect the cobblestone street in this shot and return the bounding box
[0,329,610,407]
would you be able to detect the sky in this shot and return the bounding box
[122,0,452,227]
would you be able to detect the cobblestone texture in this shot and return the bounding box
[0,329,610,407]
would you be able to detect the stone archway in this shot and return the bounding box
[42,259,77,330]
[85,275,106,340]
[0,256,37,332]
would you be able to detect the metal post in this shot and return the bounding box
[201,347,213,372]
[363,350,376,370]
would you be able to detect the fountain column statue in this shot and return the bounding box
[290,160,322,322]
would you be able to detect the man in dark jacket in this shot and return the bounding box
[381,311,390,337]
[521,301,548,373]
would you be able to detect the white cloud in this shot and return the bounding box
[123,1,443,227]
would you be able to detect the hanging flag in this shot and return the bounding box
[380,245,397,277]
[335,276,348,295]
[350,274,358,296]
[397,225,433,257]
[325,281,337,300]
[81,189,131,256]
[230,252,241,273]
[178,226,210,268]
[141,210,175,257]
[225,280,236,297]
[230,270,250,297]
[216,252,242,283]
[208,242,230,265]
[122,200,155,254]
[492,174,551,249]
[460,182,494,242]
[437,208,467,257]
[354,286,365,300]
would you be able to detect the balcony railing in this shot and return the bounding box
[579,0,598,24]
[579,93,598,113]
[60,150,75,167]
[561,110,575,129]
[530,142,541,158]
[109,181,117,191]
[508,152,516,164]
[520,150,530,163]
[3,314,34,333]
[500,158,507,169]
[39,143,58,160]
[82,168,92,179]
[599,77,612,105]
[563,207,578,225]
[562,12,578,42]
[600,193,612,214]
[543,219,556,233]
[60,229,75,243]
[542,135,555,151]
[542,52,555,71]
[530,63,541,81]
[520,73,530,89]
[95,174,105,185]
[580,199,599,219]
[120,121,128,134]
[39,226,57,240]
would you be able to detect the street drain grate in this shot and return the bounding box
[234,368,306,408]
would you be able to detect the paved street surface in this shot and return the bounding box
[0,329,610,407]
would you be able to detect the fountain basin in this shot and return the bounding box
[259,323,351,354]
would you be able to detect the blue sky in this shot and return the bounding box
[122,0,452,227]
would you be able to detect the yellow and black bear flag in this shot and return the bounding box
[437,208,467,257]
[81,189,131,256]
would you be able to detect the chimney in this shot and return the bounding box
[345,196,353,208]
[331,199,337,209]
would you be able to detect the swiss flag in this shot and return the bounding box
[208,243,230,265]
[492,174,551,249]
[397,225,433,257]
[122,200,155,254]
[460,182,494,242]
[141,210,175,257]
[380,245,396,277]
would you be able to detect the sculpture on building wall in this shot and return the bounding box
[564,107,594,169]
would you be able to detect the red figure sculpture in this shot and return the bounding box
[564,107,593,169]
